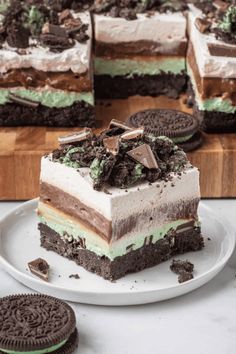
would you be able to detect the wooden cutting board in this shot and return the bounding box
[0,95,235,199]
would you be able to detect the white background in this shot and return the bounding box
[1,200,236,354]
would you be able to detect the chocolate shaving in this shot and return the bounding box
[8,93,39,108]
[195,17,211,33]
[103,136,120,155]
[109,118,132,131]
[58,128,93,145]
[28,258,50,282]
[127,144,159,169]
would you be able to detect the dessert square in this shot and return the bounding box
[38,124,204,281]
[94,3,188,99]
[187,3,236,132]
[0,2,95,127]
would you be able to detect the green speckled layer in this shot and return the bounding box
[0,339,67,354]
[0,89,94,108]
[188,66,236,114]
[94,57,186,77]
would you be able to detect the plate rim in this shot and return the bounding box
[0,198,235,298]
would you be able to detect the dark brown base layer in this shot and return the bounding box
[187,83,236,133]
[0,101,95,127]
[194,106,236,133]
[39,223,204,281]
[94,73,187,100]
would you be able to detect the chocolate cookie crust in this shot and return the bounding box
[0,101,95,127]
[39,223,204,281]
[94,73,187,99]
[0,294,76,351]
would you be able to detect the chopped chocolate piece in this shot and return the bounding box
[127,144,159,169]
[59,9,72,23]
[170,259,194,275]
[28,258,50,281]
[208,42,236,57]
[121,128,144,141]
[69,273,80,279]
[8,93,39,108]
[109,118,132,131]
[58,128,93,145]
[178,271,194,283]
[195,17,211,33]
[103,136,120,155]
[213,0,229,12]
[42,23,68,38]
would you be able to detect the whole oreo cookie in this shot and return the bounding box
[127,109,202,152]
[0,294,78,354]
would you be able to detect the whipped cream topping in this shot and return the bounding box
[94,12,187,53]
[0,12,92,74]
[188,5,236,78]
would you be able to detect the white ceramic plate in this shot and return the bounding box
[0,199,235,306]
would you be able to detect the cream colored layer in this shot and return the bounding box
[38,201,197,260]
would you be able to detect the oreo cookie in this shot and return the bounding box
[0,294,78,354]
[127,109,202,152]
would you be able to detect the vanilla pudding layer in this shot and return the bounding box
[94,12,187,56]
[0,12,92,74]
[94,55,186,77]
[38,201,199,261]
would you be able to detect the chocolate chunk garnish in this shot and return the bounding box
[170,259,194,275]
[127,144,159,169]
[109,118,132,131]
[208,42,236,57]
[103,136,120,155]
[42,23,68,38]
[59,9,72,23]
[195,17,211,33]
[121,128,144,141]
[213,0,229,12]
[58,128,93,145]
[8,93,39,108]
[28,258,50,281]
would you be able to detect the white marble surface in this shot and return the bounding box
[1,200,236,354]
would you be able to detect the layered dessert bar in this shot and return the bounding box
[38,122,204,281]
[0,0,95,127]
[187,2,236,132]
[93,1,188,99]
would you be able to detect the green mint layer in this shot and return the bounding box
[0,89,94,108]
[94,57,186,77]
